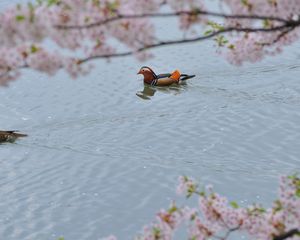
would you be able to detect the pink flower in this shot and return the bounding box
[1,0,300,81]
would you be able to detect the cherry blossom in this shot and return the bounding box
[1,0,300,85]
[129,174,300,240]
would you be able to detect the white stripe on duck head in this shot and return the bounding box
[139,66,158,79]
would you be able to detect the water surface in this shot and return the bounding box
[1,1,300,239]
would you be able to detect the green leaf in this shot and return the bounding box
[199,191,205,197]
[273,200,282,212]
[28,2,35,23]
[230,201,239,209]
[255,207,266,213]
[190,213,197,221]
[207,21,224,31]
[207,21,215,27]
[296,189,300,198]
[263,19,271,28]
[28,2,34,10]
[228,44,235,50]
[57,237,64,240]
[214,35,228,47]
[204,29,213,36]
[247,206,266,215]
[47,0,60,7]
[107,0,119,12]
[16,15,25,22]
[93,0,100,7]
[152,227,161,238]
[241,0,248,6]
[168,205,178,214]
[288,172,299,180]
[30,45,39,53]
[186,183,198,198]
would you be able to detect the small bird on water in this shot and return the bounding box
[0,130,27,143]
[137,66,195,86]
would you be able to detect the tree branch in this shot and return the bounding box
[213,225,241,240]
[78,24,296,63]
[0,64,28,82]
[2,13,300,80]
[261,26,296,46]
[55,10,289,30]
[273,229,300,240]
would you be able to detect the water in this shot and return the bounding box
[1,2,300,240]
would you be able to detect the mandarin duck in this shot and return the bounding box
[0,130,27,143]
[137,66,195,86]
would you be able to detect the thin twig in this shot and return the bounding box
[223,225,241,240]
[261,26,296,46]
[0,64,28,80]
[213,225,241,240]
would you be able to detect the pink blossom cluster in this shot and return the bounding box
[0,44,89,85]
[0,0,300,84]
[223,0,300,21]
[221,0,300,64]
[129,174,300,240]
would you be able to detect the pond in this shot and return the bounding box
[1,1,300,240]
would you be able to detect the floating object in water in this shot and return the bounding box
[0,130,27,143]
[137,66,195,86]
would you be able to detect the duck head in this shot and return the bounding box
[137,66,157,84]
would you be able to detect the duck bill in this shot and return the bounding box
[137,69,142,75]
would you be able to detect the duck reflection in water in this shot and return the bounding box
[136,83,188,100]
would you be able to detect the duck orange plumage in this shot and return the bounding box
[137,66,195,86]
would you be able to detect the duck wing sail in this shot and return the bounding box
[156,73,195,81]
